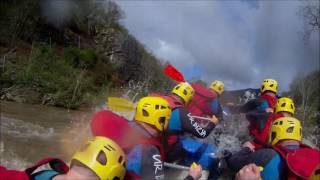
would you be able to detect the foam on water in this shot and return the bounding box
[0,142,31,170]
[1,116,55,139]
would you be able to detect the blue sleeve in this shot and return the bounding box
[261,153,285,180]
[168,109,182,132]
[211,100,219,114]
[256,100,269,112]
[127,145,143,176]
[30,170,59,180]
[211,100,223,120]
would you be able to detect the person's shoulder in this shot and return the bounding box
[256,148,279,156]
[260,149,285,180]
[141,144,160,153]
[173,107,189,114]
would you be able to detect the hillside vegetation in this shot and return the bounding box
[284,70,320,146]
[0,0,174,109]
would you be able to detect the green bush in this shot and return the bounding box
[64,47,97,69]
[1,44,97,108]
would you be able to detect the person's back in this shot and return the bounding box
[226,116,320,180]
[187,81,223,119]
[150,82,193,126]
[228,79,278,114]
[245,97,295,150]
[91,96,172,179]
[268,117,320,180]
[163,81,223,172]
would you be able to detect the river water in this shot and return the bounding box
[0,101,98,170]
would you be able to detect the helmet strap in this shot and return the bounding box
[137,122,158,138]
[160,124,169,153]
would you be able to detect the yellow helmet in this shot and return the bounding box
[269,117,302,145]
[171,82,195,104]
[275,97,295,115]
[72,136,126,180]
[210,80,224,95]
[134,96,171,131]
[260,79,278,94]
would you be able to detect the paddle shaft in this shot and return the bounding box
[164,162,210,180]
[190,115,213,122]
[164,162,189,170]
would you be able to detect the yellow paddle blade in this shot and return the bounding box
[107,97,136,112]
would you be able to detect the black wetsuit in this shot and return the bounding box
[126,122,165,180]
[167,107,219,138]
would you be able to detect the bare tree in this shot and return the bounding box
[290,71,319,124]
[300,4,320,42]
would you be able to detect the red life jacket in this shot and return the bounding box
[90,110,165,159]
[149,92,183,110]
[0,166,29,180]
[273,144,320,180]
[250,113,284,149]
[124,171,140,180]
[260,93,277,109]
[187,83,217,117]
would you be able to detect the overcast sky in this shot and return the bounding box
[116,0,319,92]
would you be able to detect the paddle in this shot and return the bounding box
[188,115,214,121]
[107,97,136,112]
[164,162,209,179]
[164,64,185,82]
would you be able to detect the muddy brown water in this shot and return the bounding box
[0,101,96,170]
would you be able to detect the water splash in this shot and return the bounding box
[302,126,319,148]
[205,114,250,156]
[102,80,150,120]
[0,142,31,170]
[122,80,150,102]
[57,111,93,161]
